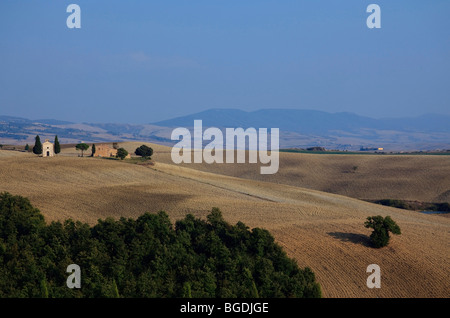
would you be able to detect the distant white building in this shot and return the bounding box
[42,139,54,157]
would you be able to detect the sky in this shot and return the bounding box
[0,0,449,124]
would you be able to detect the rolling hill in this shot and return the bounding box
[153,108,450,151]
[147,145,450,204]
[154,108,450,133]
[0,143,448,298]
[101,141,450,205]
[2,109,450,151]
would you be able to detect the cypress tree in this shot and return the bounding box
[54,136,61,154]
[33,135,43,155]
[91,144,96,157]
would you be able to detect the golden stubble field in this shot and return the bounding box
[139,143,450,204]
[0,144,449,298]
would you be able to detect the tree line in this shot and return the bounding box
[0,192,321,298]
[29,136,153,161]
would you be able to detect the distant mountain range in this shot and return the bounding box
[1,109,450,151]
[154,109,450,134]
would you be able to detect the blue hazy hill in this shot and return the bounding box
[153,109,450,134]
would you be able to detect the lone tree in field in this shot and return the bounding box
[33,135,43,155]
[24,144,29,151]
[116,148,128,160]
[75,143,89,157]
[54,136,61,154]
[135,144,153,159]
[364,215,401,248]
[91,144,96,157]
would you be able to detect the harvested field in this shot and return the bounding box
[142,143,450,204]
[0,146,448,297]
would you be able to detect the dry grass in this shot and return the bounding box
[148,144,450,204]
[0,146,449,298]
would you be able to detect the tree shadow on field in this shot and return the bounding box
[327,232,371,247]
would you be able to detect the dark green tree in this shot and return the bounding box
[112,279,120,298]
[24,144,29,151]
[75,143,89,157]
[135,145,153,158]
[54,136,61,154]
[33,135,43,155]
[182,282,192,298]
[116,148,128,160]
[40,279,49,298]
[242,267,259,298]
[91,144,96,157]
[364,215,401,248]
[0,194,322,298]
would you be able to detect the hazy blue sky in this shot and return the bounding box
[0,1,449,123]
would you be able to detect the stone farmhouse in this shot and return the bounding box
[94,143,131,159]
